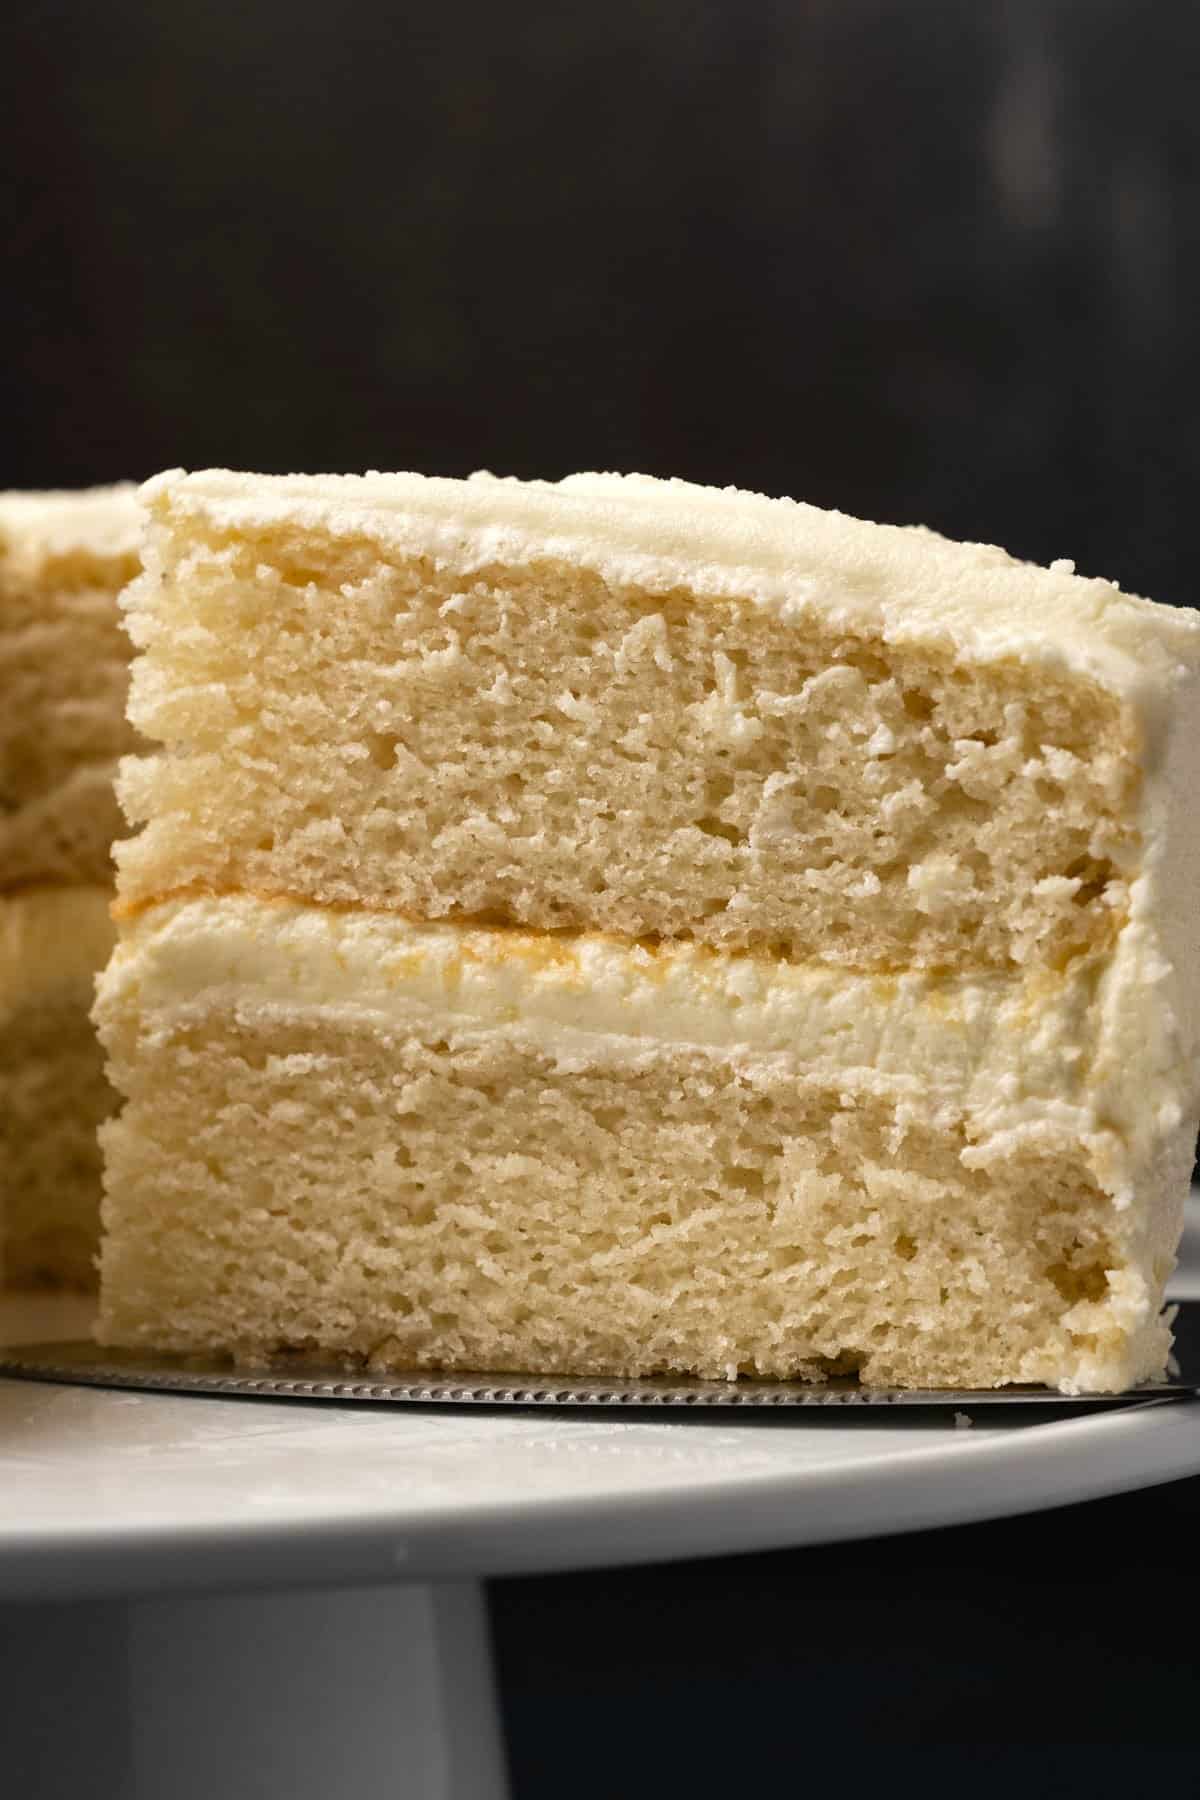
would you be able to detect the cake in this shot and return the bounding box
[94,470,1200,1390]
[0,889,117,1286]
[0,485,139,1286]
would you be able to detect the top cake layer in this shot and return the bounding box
[114,469,1200,975]
[1,484,141,888]
[137,468,1199,698]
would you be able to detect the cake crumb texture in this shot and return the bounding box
[95,990,1171,1391]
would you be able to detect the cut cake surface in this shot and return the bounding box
[95,469,1200,1390]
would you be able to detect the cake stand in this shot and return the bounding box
[5,1203,1200,1800]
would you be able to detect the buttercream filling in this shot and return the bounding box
[104,891,1151,1173]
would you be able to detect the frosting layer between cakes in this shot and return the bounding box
[102,890,1193,1201]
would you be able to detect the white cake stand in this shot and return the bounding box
[6,1205,1200,1800]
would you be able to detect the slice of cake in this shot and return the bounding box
[95,470,1200,1389]
[0,484,140,1287]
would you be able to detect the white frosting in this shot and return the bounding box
[0,485,141,567]
[1084,646,1200,1206]
[0,887,116,1011]
[98,889,1198,1208]
[139,467,1200,713]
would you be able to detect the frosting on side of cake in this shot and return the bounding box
[137,468,1200,711]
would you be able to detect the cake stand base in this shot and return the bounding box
[5,1579,509,1798]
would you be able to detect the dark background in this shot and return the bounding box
[4,0,1199,611]
[5,2,1200,1792]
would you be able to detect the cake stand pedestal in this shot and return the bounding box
[6,1579,506,1799]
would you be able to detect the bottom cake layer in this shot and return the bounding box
[0,887,116,1287]
[95,896,1192,1391]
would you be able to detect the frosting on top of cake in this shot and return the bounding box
[140,468,1200,707]
[0,484,142,566]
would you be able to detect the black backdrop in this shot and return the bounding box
[6,4,1200,1793]
[4,0,1199,612]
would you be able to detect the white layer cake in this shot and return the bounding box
[2,887,116,1286]
[1,485,140,888]
[96,470,1200,1389]
[1,485,139,1288]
